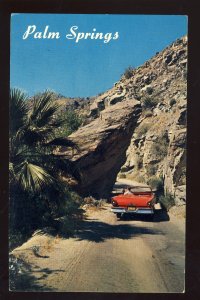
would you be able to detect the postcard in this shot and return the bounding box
[9,13,187,293]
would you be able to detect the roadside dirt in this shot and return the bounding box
[11,202,185,293]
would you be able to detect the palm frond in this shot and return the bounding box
[22,126,52,146]
[30,91,60,128]
[9,88,28,135]
[9,162,15,180]
[18,162,55,192]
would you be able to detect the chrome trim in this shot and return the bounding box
[111,207,154,214]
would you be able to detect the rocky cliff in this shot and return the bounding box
[118,35,187,205]
[59,36,187,204]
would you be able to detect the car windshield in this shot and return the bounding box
[129,186,152,193]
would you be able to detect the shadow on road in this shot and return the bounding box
[120,210,170,222]
[154,210,170,222]
[9,255,56,291]
[75,220,163,243]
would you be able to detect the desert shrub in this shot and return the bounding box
[169,98,176,106]
[135,122,150,138]
[84,196,96,205]
[54,189,84,223]
[151,133,169,159]
[145,86,153,95]
[118,173,126,179]
[146,164,157,176]
[84,196,100,207]
[57,108,83,136]
[54,190,84,235]
[147,176,164,192]
[83,197,106,208]
[98,199,107,206]
[159,193,175,211]
[120,166,128,172]
[124,66,134,79]
[144,110,153,118]
[141,96,159,109]
[135,94,141,100]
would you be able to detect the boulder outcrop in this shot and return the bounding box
[58,99,141,198]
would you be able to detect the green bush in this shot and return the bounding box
[124,66,134,79]
[159,193,175,211]
[57,109,83,137]
[169,98,176,106]
[141,96,159,109]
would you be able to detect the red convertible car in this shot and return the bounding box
[111,186,156,219]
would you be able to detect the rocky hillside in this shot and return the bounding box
[59,36,187,204]
[119,35,187,206]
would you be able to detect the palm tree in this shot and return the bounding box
[9,89,79,233]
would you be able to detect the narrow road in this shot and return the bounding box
[12,203,185,293]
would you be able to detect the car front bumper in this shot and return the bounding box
[111,207,154,214]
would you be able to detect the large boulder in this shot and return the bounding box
[58,99,141,198]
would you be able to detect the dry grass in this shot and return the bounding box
[82,198,107,213]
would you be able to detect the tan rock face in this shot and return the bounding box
[58,99,141,198]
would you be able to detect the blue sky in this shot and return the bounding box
[11,14,187,98]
